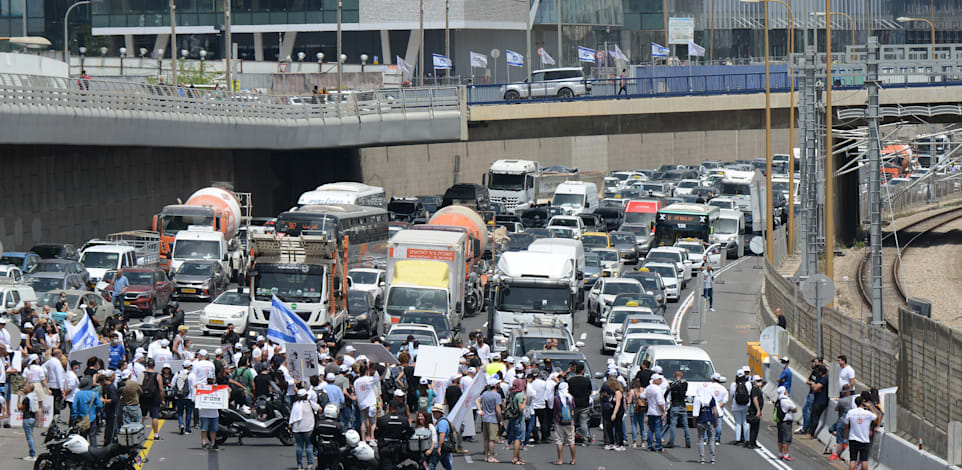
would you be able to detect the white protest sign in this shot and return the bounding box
[285,343,318,383]
[9,394,54,428]
[68,344,110,370]
[413,345,462,380]
[194,384,230,409]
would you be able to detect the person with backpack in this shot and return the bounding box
[429,403,455,470]
[504,378,527,465]
[730,371,751,445]
[693,392,717,464]
[552,381,577,465]
[173,361,195,434]
[140,358,165,440]
[665,370,691,448]
[774,386,798,461]
[746,375,765,449]
[230,357,255,406]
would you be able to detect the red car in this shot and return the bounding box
[104,267,172,316]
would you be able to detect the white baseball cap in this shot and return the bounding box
[711,372,722,381]
[652,365,663,374]
[257,335,266,342]
[345,345,355,352]
[326,373,336,382]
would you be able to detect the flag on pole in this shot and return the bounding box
[688,41,705,57]
[66,313,99,352]
[505,50,524,67]
[396,55,413,74]
[651,43,669,58]
[537,47,555,65]
[610,44,629,62]
[267,295,316,344]
[577,46,596,63]
[470,51,488,68]
[432,53,452,69]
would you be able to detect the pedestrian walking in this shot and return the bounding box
[702,264,715,311]
[552,382,576,465]
[617,69,628,96]
[140,359,164,440]
[844,396,880,470]
[707,373,728,444]
[730,370,751,444]
[775,386,798,461]
[475,377,502,463]
[746,375,764,449]
[429,403,454,470]
[70,377,102,446]
[173,361,194,434]
[120,369,142,425]
[693,392,717,464]
[290,388,319,470]
[776,307,787,329]
[18,383,41,461]
[644,374,666,452]
[197,372,220,450]
[665,370,691,448]
[111,270,129,311]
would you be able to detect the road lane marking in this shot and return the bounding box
[136,419,165,470]
[671,256,752,342]
[722,407,792,470]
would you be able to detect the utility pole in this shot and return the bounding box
[170,0,177,86]
[764,1,773,262]
[336,0,342,93]
[224,0,231,91]
[804,45,819,276]
[445,0,449,84]
[866,36,884,327]
[823,0,835,288]
[797,52,809,273]
[556,0,562,67]
[419,0,424,87]
[526,2,532,83]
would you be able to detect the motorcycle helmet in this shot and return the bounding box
[323,403,338,419]
[64,434,90,454]
[344,429,361,448]
[133,330,144,343]
[352,441,375,461]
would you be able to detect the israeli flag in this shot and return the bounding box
[651,42,670,58]
[267,295,315,344]
[505,50,524,67]
[67,313,99,352]
[432,53,452,70]
[688,41,705,57]
[577,46,596,63]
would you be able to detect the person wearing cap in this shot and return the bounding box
[777,357,792,394]
[0,317,11,350]
[475,376,502,463]
[375,394,412,467]
[354,363,379,443]
[775,386,798,461]
[643,374,667,452]
[197,371,220,450]
[484,352,505,378]
[459,367,478,443]
[290,388,319,470]
[729,370,751,445]
[172,325,189,359]
[665,369,691,449]
[120,368,142,425]
[693,384,718,464]
[191,349,215,386]
[746,375,765,450]
[430,403,454,470]
[323,372,345,408]
[706,373,729,445]
[22,354,48,405]
[342,345,357,368]
[153,339,173,364]
[173,361,195,434]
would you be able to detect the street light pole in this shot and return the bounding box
[224,0,231,90]
[763,1,773,262]
[336,0,342,92]
[824,0,835,286]
[21,0,27,36]
[419,0,424,87]
[170,0,177,86]
[556,0,562,67]
[445,0,450,84]
[896,17,936,60]
[63,0,93,65]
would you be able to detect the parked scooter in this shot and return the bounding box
[215,392,294,446]
[35,421,146,470]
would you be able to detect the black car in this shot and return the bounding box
[29,243,79,261]
[578,213,607,233]
[399,310,456,345]
[387,197,425,223]
[520,208,550,228]
[442,184,491,212]
[347,289,379,338]
[593,207,623,231]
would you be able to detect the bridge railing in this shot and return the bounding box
[0,73,460,121]
[466,67,962,105]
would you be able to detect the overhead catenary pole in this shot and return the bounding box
[824,0,835,288]
[63,0,93,65]
[419,0,424,87]
[170,0,177,86]
[224,0,231,90]
[445,0,449,84]
[556,0,562,67]
[764,0,773,262]
[709,0,715,62]
[866,36,884,327]
[337,0,342,92]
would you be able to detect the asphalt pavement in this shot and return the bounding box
[142,257,838,470]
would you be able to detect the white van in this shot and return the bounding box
[527,238,586,305]
[713,209,745,258]
[80,245,139,286]
[552,181,599,216]
[170,226,229,273]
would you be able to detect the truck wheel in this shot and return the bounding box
[504,90,521,100]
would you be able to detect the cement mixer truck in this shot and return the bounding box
[153,187,252,280]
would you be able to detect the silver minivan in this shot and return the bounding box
[502,67,591,99]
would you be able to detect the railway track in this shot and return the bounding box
[856,205,962,333]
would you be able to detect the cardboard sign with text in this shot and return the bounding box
[194,384,230,409]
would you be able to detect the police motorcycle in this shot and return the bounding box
[34,420,147,470]
[313,404,377,470]
[215,390,294,446]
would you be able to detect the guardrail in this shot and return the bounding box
[466,68,962,105]
[0,73,460,122]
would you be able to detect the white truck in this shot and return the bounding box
[712,209,745,258]
[170,226,229,274]
[384,229,467,330]
[526,238,586,307]
[246,233,348,343]
[486,159,541,214]
[491,251,577,351]
[718,170,766,234]
[552,181,599,216]
[79,231,161,286]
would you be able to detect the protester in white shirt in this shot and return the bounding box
[644,374,668,451]
[42,351,65,410]
[354,366,379,442]
[844,397,880,469]
[529,374,548,442]
[837,355,856,392]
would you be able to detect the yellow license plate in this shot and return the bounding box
[210,319,224,325]
[182,288,196,293]
[123,301,131,306]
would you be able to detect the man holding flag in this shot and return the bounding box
[267,295,316,345]
[65,313,99,352]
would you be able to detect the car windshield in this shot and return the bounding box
[646,265,676,279]
[642,184,665,192]
[584,254,600,268]
[550,218,578,228]
[624,337,675,353]
[400,313,450,336]
[597,251,619,262]
[0,255,25,266]
[720,182,751,196]
[619,225,648,236]
[124,272,154,285]
[714,218,739,234]
[610,233,634,245]
[253,270,325,301]
[36,292,81,308]
[386,287,446,312]
[498,286,571,313]
[773,181,790,193]
[488,173,525,191]
[654,359,715,382]
[581,235,608,249]
[625,326,671,336]
[348,292,371,315]
[647,252,678,263]
[637,278,661,292]
[623,212,655,226]
[213,291,250,306]
[162,214,215,235]
[80,252,119,269]
[514,337,571,356]
[31,246,64,258]
[505,234,535,251]
[388,201,418,214]
[178,263,213,276]
[172,240,220,260]
[676,243,702,254]
[552,194,584,208]
[603,282,641,295]
[678,181,698,188]
[609,310,650,324]
[349,271,379,285]
[29,277,66,292]
[387,334,438,354]
[614,295,657,310]
[708,200,733,209]
[549,228,575,239]
[34,262,68,273]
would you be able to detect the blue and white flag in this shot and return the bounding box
[609,44,629,62]
[577,46,596,63]
[470,51,488,68]
[67,313,99,352]
[432,53,452,70]
[396,55,413,74]
[537,47,555,65]
[267,295,315,344]
[651,43,670,58]
[505,50,524,67]
[688,41,705,57]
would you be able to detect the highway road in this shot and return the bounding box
[151,255,831,470]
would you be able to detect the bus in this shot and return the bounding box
[623,199,667,228]
[296,182,387,209]
[275,204,388,268]
[652,203,720,248]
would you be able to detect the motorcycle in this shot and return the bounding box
[314,429,377,470]
[215,392,294,446]
[34,421,146,470]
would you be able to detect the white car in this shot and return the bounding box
[616,332,677,377]
[0,265,23,283]
[547,215,585,235]
[200,289,251,335]
[642,262,680,301]
[707,197,737,211]
[674,179,701,196]
[632,345,717,415]
[674,240,707,268]
[594,248,623,277]
[586,278,644,324]
[620,321,673,339]
[646,247,692,286]
[348,268,385,307]
[602,306,657,354]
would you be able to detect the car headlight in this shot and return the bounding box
[232,310,246,318]
[604,331,614,337]
[137,292,150,298]
[356,313,368,321]
[622,361,632,368]
[494,337,507,349]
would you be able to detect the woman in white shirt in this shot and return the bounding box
[22,355,49,401]
[415,410,437,465]
[289,389,319,470]
[43,323,60,351]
